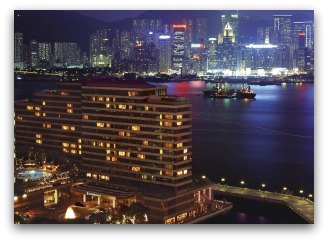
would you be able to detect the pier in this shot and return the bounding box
[213,184,314,224]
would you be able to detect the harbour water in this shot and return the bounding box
[14,79,314,223]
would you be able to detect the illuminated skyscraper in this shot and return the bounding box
[195,18,207,42]
[273,15,293,45]
[29,39,38,67]
[120,30,131,60]
[218,23,237,72]
[38,42,52,66]
[158,35,172,73]
[294,21,314,49]
[171,24,186,73]
[132,19,149,45]
[89,29,112,67]
[221,12,239,43]
[14,32,24,63]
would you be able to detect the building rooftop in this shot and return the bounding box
[82,80,159,89]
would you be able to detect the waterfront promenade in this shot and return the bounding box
[213,184,314,224]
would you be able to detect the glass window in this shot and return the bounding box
[62,125,69,130]
[27,106,33,110]
[132,126,140,131]
[97,122,105,128]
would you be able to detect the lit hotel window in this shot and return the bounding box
[67,103,73,108]
[78,145,82,149]
[119,151,125,156]
[86,173,92,178]
[112,157,117,162]
[128,105,133,110]
[106,97,110,102]
[165,171,173,177]
[42,113,46,117]
[106,150,111,154]
[143,140,149,146]
[119,131,125,136]
[177,114,183,119]
[70,126,75,131]
[177,122,182,126]
[118,104,126,109]
[35,112,41,117]
[17,116,23,120]
[97,122,105,128]
[43,123,51,128]
[62,125,69,130]
[26,106,33,110]
[83,115,88,120]
[164,164,173,169]
[132,125,140,131]
[137,154,145,159]
[126,132,131,137]
[60,92,68,96]
[183,156,188,161]
[78,151,82,155]
[70,144,76,148]
[183,148,188,154]
[160,149,163,154]
[97,97,103,101]
[35,106,41,111]
[177,143,183,148]
[164,115,173,119]
[106,104,110,108]
[106,156,111,161]
[35,134,42,138]
[67,108,73,113]
[70,149,76,154]
[62,143,69,147]
[184,169,188,174]
[177,171,183,176]
[131,166,140,172]
[164,122,172,127]
[36,139,42,144]
[144,106,149,111]
[165,143,173,148]
[42,101,46,106]
[128,91,138,97]
[78,139,82,143]
[106,123,111,128]
[126,152,130,157]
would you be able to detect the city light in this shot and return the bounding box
[14,196,18,201]
[283,187,287,191]
[172,24,186,28]
[309,194,313,198]
[221,178,225,182]
[261,183,266,188]
[240,180,245,185]
[22,194,27,198]
[299,190,304,194]
[245,44,278,49]
[159,35,170,39]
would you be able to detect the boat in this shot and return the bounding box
[203,83,236,98]
[236,85,256,99]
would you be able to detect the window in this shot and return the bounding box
[106,97,110,102]
[119,131,125,136]
[177,114,183,119]
[35,106,41,111]
[177,143,183,148]
[42,113,46,117]
[126,152,130,157]
[143,140,149,146]
[106,104,110,108]
[119,151,125,156]
[112,157,117,162]
[165,143,173,148]
[35,134,42,138]
[70,144,76,148]
[159,149,163,154]
[42,101,46,106]
[177,171,183,176]
[183,148,188,154]
[62,125,69,130]
[63,148,69,153]
[128,91,138,97]
[164,171,173,177]
[97,122,105,128]
[97,97,103,101]
[43,123,51,128]
[70,149,76,154]
[183,156,188,161]
[70,126,75,131]
[126,132,131,137]
[132,126,140,131]
[86,173,92,178]
[131,166,140,172]
[106,150,111,154]
[106,123,111,128]
[16,116,23,120]
[164,164,173,169]
[118,104,126,109]
[36,139,42,144]
[106,156,111,161]
[67,109,73,113]
[177,122,182,126]
[82,114,89,120]
[60,92,68,96]
[67,103,73,108]
[78,145,82,149]
[128,105,133,110]
[183,169,188,174]
[35,112,41,116]
[27,106,33,110]
[164,122,172,127]
[137,154,145,159]
[144,106,149,111]
[62,143,69,147]
[78,139,82,143]
[164,114,173,119]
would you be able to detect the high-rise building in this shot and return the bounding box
[15,80,217,224]
[29,39,38,67]
[54,42,65,64]
[294,21,314,49]
[207,38,218,71]
[149,19,163,33]
[120,30,131,60]
[158,35,172,73]
[221,12,239,43]
[38,42,52,66]
[132,19,149,45]
[171,24,186,73]
[54,42,81,67]
[273,15,293,45]
[244,44,278,71]
[297,32,306,71]
[218,23,237,72]
[183,19,193,58]
[90,29,112,67]
[14,32,24,63]
[195,18,207,42]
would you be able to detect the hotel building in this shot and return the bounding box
[15,80,216,224]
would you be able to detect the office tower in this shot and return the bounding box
[29,39,38,67]
[120,30,131,60]
[294,21,314,49]
[221,12,239,43]
[158,35,172,74]
[134,43,157,73]
[14,32,24,63]
[163,24,170,35]
[273,15,293,45]
[38,42,52,67]
[15,80,216,223]
[90,29,112,67]
[54,42,65,64]
[132,19,149,45]
[244,44,278,71]
[149,19,163,32]
[183,19,193,58]
[66,43,81,67]
[171,24,186,73]
[207,38,218,71]
[195,18,207,42]
[257,27,265,44]
[217,23,237,72]
[297,32,306,71]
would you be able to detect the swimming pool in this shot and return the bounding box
[17,170,52,180]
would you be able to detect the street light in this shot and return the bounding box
[299,190,304,194]
[23,194,27,198]
[261,183,266,188]
[221,178,225,182]
[308,194,313,198]
[240,180,245,185]
[14,196,18,201]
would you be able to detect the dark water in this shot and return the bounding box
[14,80,314,223]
